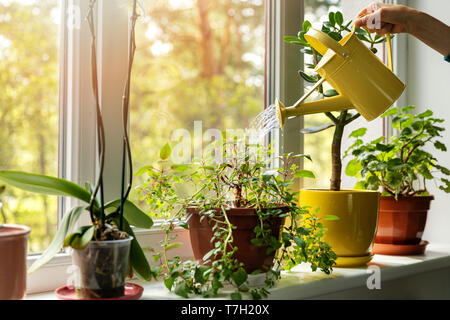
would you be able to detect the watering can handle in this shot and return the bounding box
[351,21,394,72]
[386,33,393,72]
[304,28,349,58]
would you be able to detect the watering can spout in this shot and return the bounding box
[276,95,353,128]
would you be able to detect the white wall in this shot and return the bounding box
[407,0,450,244]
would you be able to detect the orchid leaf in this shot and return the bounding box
[28,206,86,273]
[0,171,91,204]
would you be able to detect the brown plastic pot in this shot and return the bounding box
[375,196,434,245]
[0,224,31,300]
[187,207,285,273]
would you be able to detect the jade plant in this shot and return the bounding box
[0,0,154,281]
[345,105,450,198]
[284,11,392,191]
[136,140,337,300]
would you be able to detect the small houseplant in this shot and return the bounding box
[346,105,450,255]
[0,0,154,299]
[136,141,337,300]
[283,12,388,266]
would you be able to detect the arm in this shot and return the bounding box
[355,2,450,57]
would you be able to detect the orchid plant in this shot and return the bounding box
[0,0,154,280]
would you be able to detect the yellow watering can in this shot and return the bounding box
[276,26,406,127]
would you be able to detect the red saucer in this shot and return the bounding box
[373,240,429,256]
[55,283,144,300]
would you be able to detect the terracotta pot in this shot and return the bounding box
[187,207,285,273]
[0,224,31,300]
[375,196,434,245]
[299,189,380,267]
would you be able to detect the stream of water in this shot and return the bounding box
[248,104,280,135]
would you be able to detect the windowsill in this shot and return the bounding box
[26,243,450,300]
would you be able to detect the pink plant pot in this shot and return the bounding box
[0,224,30,300]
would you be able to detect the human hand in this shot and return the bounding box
[354,2,418,36]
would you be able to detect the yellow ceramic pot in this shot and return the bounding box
[299,189,380,267]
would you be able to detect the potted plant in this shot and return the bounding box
[283,12,388,266]
[136,140,337,300]
[0,0,154,299]
[0,185,31,300]
[346,105,450,255]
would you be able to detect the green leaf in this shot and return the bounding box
[300,123,335,134]
[0,171,91,204]
[303,20,312,33]
[165,242,183,251]
[418,164,433,180]
[28,206,85,273]
[178,222,189,229]
[194,266,209,284]
[323,89,339,97]
[385,171,403,188]
[283,36,306,46]
[324,215,340,221]
[356,33,370,42]
[349,128,367,138]
[354,181,367,190]
[381,107,399,118]
[301,48,313,55]
[402,106,416,113]
[105,199,153,229]
[387,159,407,171]
[134,165,153,176]
[231,268,248,287]
[417,110,433,119]
[434,141,447,152]
[293,237,305,248]
[171,164,191,172]
[294,170,316,179]
[328,32,342,41]
[160,143,172,160]
[175,282,190,298]
[368,161,387,172]
[345,159,362,177]
[328,12,335,26]
[401,127,413,136]
[435,165,450,176]
[376,143,394,152]
[212,277,223,291]
[117,217,152,281]
[335,12,343,25]
[65,225,95,250]
[231,292,242,300]
[164,277,175,291]
[299,71,318,83]
[440,178,450,193]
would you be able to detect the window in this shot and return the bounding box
[302,0,342,190]
[26,0,303,294]
[0,0,60,253]
[129,0,266,214]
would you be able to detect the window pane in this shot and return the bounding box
[130,0,265,215]
[0,0,60,252]
[303,0,341,189]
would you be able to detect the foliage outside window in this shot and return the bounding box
[0,0,59,252]
[129,0,265,215]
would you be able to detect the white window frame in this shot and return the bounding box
[26,0,304,294]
